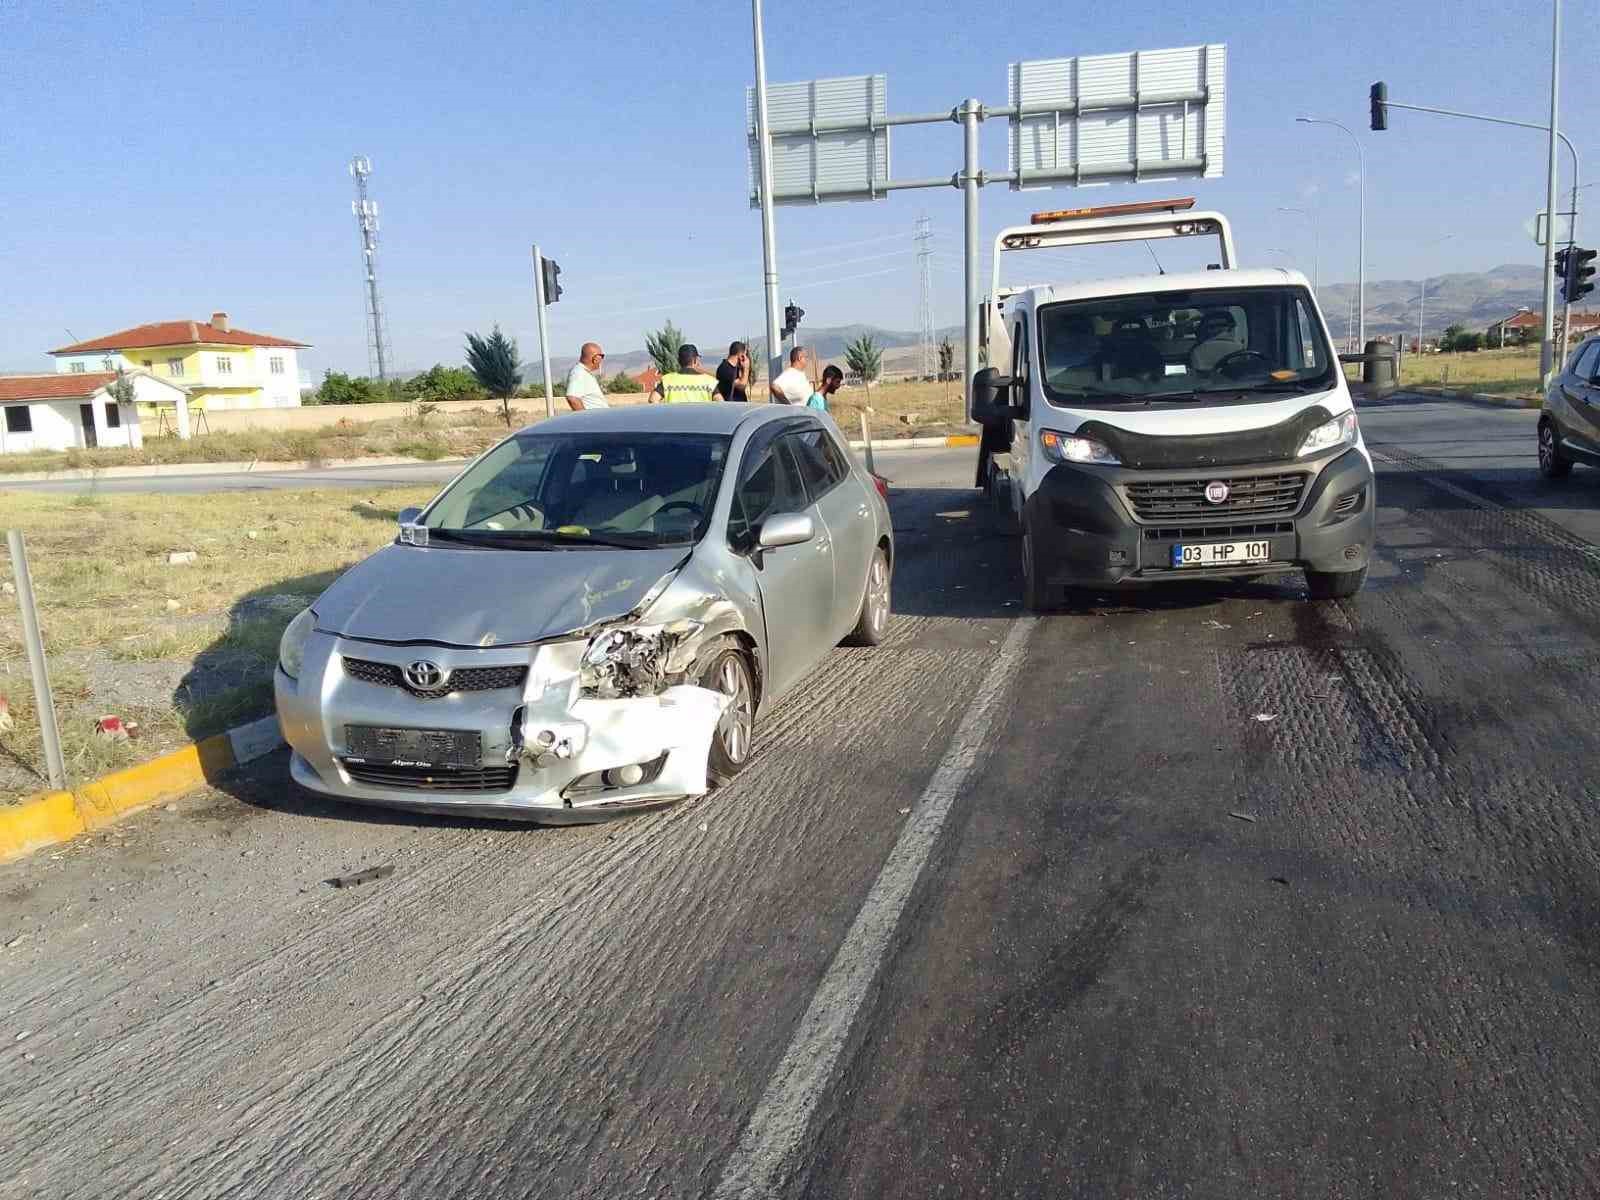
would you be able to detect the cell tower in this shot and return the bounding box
[348,156,392,380]
[915,215,935,378]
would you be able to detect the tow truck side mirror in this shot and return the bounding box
[971,367,1019,427]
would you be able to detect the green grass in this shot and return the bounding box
[1398,345,1542,397]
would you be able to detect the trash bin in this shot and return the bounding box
[1362,339,1398,395]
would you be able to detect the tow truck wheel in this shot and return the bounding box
[1306,566,1368,601]
[697,638,756,785]
[1021,516,1053,612]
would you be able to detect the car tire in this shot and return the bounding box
[1022,514,1054,612]
[843,547,892,646]
[696,638,757,786]
[1306,565,1368,600]
[1539,419,1573,478]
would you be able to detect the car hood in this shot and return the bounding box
[312,543,689,647]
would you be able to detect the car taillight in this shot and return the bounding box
[872,474,889,501]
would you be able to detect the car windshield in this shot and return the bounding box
[1037,284,1336,409]
[421,430,731,547]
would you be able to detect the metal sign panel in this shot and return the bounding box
[1006,45,1225,189]
[747,74,890,206]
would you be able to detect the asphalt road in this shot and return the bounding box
[6,393,1600,1198]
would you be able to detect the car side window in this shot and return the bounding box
[729,436,808,548]
[785,428,848,502]
[1576,341,1600,381]
[1012,318,1030,394]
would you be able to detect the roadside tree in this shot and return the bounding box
[465,326,524,426]
[645,321,687,376]
[845,334,883,383]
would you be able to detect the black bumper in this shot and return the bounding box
[1021,447,1376,589]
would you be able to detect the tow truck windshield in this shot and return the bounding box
[1037,285,1335,409]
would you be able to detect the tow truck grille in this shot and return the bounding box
[1125,472,1309,522]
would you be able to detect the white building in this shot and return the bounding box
[0,371,192,454]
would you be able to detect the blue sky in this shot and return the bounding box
[2,0,1596,376]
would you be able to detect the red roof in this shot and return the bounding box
[0,373,116,402]
[50,319,308,355]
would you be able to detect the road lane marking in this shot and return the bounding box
[713,615,1038,1199]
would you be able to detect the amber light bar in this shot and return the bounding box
[1030,197,1197,225]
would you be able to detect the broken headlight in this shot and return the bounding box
[579,621,702,699]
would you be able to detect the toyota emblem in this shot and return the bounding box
[404,660,449,691]
[1204,481,1230,505]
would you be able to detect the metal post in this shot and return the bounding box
[858,409,876,477]
[532,244,555,421]
[961,98,982,417]
[1296,117,1365,348]
[751,0,784,388]
[7,531,65,791]
[1541,0,1562,385]
[1417,274,1428,356]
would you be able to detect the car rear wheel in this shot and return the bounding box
[1306,565,1367,600]
[697,639,756,785]
[843,548,891,646]
[1539,420,1573,478]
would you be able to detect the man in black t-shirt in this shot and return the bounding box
[714,341,750,402]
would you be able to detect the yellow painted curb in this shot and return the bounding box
[0,733,237,863]
[946,434,980,447]
[0,791,84,861]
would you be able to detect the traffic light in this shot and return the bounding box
[783,300,804,337]
[1369,81,1388,132]
[1564,246,1597,305]
[541,256,563,304]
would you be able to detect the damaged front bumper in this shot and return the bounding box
[275,633,729,824]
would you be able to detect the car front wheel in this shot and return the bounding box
[1539,420,1573,478]
[697,639,756,785]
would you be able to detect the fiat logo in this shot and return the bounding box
[404,660,449,691]
[1204,481,1230,505]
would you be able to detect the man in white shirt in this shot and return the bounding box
[565,343,608,410]
[771,346,811,405]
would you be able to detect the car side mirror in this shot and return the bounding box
[397,507,422,526]
[397,507,428,546]
[971,367,1018,427]
[757,512,815,549]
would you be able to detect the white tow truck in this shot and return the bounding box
[971,198,1375,610]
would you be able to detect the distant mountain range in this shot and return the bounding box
[382,264,1591,381]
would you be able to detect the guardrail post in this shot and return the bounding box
[6,531,66,791]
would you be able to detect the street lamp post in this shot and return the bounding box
[1278,205,1320,291]
[1297,117,1366,349]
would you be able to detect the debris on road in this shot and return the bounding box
[14,1030,31,1041]
[1,581,12,596]
[1228,811,1258,823]
[898,807,912,815]
[94,716,136,741]
[325,864,395,889]
[1253,713,1278,723]
[166,550,198,566]
[1203,619,1232,630]
[1270,876,1290,887]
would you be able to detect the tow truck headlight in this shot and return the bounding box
[1297,411,1358,457]
[278,607,315,681]
[1040,429,1119,465]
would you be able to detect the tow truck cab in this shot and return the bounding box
[972,199,1375,609]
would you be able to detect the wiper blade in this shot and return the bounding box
[424,528,558,551]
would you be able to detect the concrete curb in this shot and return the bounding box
[0,455,463,484]
[1410,387,1542,410]
[0,714,285,862]
[848,434,979,451]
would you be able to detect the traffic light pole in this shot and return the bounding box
[1373,93,1578,380]
[750,0,785,389]
[532,244,555,421]
[1543,0,1562,384]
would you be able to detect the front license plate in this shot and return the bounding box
[345,726,481,769]
[1171,540,1272,568]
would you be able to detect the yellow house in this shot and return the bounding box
[50,312,310,411]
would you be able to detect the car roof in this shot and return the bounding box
[516,402,800,438]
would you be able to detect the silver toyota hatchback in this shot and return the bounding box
[275,404,893,821]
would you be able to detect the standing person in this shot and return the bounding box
[714,341,750,403]
[807,364,843,411]
[564,342,608,410]
[771,346,811,405]
[650,344,720,403]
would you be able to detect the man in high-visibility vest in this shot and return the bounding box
[650,344,720,404]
